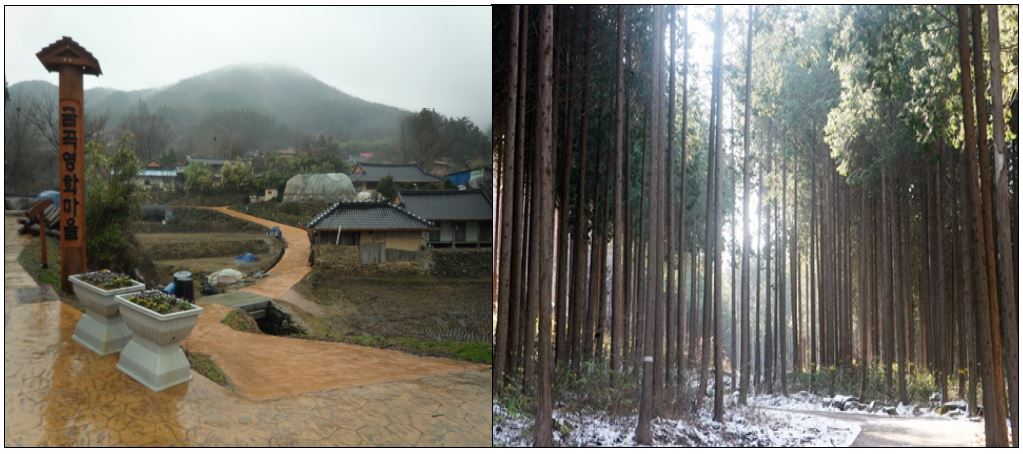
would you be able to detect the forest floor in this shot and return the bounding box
[494,386,1000,446]
[493,402,860,447]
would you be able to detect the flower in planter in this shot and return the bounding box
[126,290,195,315]
[78,269,136,290]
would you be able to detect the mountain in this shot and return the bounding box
[6,64,410,146]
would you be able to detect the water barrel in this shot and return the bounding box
[173,271,194,302]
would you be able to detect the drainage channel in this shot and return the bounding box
[199,291,305,337]
[254,303,304,336]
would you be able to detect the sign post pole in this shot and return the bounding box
[37,36,102,292]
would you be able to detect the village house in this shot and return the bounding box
[134,161,179,191]
[396,189,492,248]
[349,162,443,192]
[306,201,434,251]
[444,167,493,190]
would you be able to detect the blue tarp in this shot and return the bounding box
[235,252,259,263]
[37,190,60,206]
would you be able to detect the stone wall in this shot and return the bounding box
[312,245,360,272]
[312,244,430,276]
[428,248,493,278]
[312,245,491,278]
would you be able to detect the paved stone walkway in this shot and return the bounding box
[4,215,492,446]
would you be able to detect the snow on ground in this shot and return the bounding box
[750,391,981,421]
[493,402,860,447]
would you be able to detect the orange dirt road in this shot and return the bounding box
[183,303,484,401]
[205,206,312,299]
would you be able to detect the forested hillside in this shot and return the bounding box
[5,64,489,194]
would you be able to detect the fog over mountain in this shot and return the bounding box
[8,64,412,143]
[4,6,491,128]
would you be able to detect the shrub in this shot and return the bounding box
[183,161,213,193]
[85,135,147,272]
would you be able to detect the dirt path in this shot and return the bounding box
[183,303,486,401]
[762,408,984,447]
[204,206,311,299]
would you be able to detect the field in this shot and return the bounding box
[292,270,492,363]
[134,208,283,285]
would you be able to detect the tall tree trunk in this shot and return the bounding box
[710,5,726,421]
[651,4,668,415]
[522,6,539,393]
[791,160,800,375]
[689,250,699,369]
[738,5,754,404]
[987,7,1019,445]
[956,6,1009,445]
[610,4,626,374]
[570,6,592,372]
[676,5,690,387]
[810,156,818,392]
[507,6,530,383]
[698,21,720,407]
[532,6,555,445]
[764,151,774,395]
[664,5,679,393]
[779,155,788,396]
[637,5,665,444]
[858,187,868,401]
[494,4,520,393]
[894,178,908,404]
[555,6,578,370]
[881,168,893,401]
[755,164,764,391]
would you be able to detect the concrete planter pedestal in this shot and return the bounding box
[115,293,203,392]
[69,274,145,355]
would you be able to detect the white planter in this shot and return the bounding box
[69,273,145,356]
[115,293,203,392]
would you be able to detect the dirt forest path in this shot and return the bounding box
[761,408,984,447]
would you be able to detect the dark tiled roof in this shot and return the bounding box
[307,201,434,231]
[352,162,441,184]
[397,189,492,221]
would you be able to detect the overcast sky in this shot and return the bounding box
[4,6,492,128]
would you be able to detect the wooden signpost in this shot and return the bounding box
[37,36,101,291]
